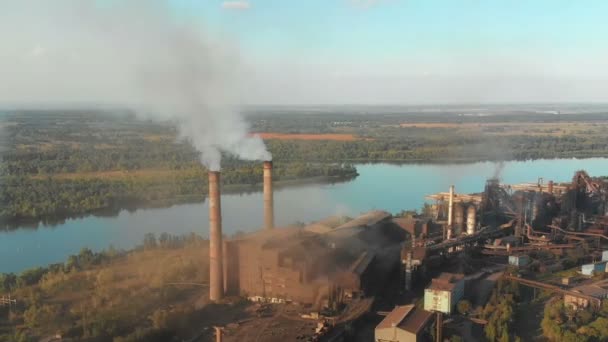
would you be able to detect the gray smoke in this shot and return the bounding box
[0,0,271,171]
[493,161,505,180]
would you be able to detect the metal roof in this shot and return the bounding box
[427,272,465,292]
[376,305,434,334]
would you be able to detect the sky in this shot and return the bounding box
[1,0,608,105]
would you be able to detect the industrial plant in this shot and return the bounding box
[204,164,608,341]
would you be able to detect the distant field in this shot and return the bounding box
[398,121,608,136]
[31,168,197,180]
[254,132,360,141]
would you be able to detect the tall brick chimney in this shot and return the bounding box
[263,161,274,230]
[208,171,224,301]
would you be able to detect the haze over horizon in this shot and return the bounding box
[1,0,607,106]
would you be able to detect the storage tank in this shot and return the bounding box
[454,203,464,235]
[466,205,476,235]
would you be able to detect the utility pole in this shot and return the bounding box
[435,311,443,342]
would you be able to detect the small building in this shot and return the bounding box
[424,273,465,315]
[581,262,607,276]
[508,255,530,267]
[602,250,608,262]
[565,281,608,309]
[562,277,575,286]
[375,305,434,342]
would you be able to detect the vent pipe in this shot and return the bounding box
[208,171,224,302]
[263,161,274,230]
[447,185,455,239]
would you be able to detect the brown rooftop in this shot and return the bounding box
[427,272,465,292]
[333,210,392,231]
[377,305,414,330]
[376,305,434,334]
[572,283,608,298]
[399,307,434,334]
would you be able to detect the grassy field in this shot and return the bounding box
[0,238,253,341]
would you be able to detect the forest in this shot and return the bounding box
[2,108,608,224]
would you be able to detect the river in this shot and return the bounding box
[2,158,608,273]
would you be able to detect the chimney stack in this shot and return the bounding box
[263,161,274,230]
[208,171,224,302]
[447,185,455,239]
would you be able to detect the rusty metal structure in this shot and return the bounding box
[208,171,224,302]
[263,160,274,230]
[223,211,399,308]
[505,275,602,309]
[403,170,608,293]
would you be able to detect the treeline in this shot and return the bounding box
[0,232,199,294]
[3,110,608,224]
[542,296,608,341]
[0,233,208,342]
[0,162,357,224]
[266,135,608,162]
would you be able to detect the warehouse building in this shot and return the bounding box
[581,261,607,276]
[223,211,402,309]
[375,305,434,342]
[424,273,465,315]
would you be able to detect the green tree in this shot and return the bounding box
[143,233,157,250]
[457,300,471,315]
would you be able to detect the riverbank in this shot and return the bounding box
[0,171,358,229]
[0,234,240,342]
[3,159,608,274]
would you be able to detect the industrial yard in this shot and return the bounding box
[197,161,608,342]
[2,0,608,340]
[5,155,608,341]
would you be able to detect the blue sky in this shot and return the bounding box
[158,0,608,104]
[173,0,607,63]
[1,0,607,105]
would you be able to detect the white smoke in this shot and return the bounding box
[0,0,271,171]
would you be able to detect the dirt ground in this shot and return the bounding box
[221,303,319,342]
[253,133,360,141]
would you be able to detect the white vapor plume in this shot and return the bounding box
[0,0,271,171]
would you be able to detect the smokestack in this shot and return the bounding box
[208,171,224,302]
[263,161,274,230]
[214,327,223,342]
[447,185,455,239]
[548,180,554,194]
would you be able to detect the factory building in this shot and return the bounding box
[374,305,434,342]
[223,211,402,308]
[424,273,465,315]
[508,255,530,268]
[581,261,607,276]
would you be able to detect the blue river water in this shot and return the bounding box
[2,158,608,273]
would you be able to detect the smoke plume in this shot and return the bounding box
[0,0,271,171]
[493,161,505,180]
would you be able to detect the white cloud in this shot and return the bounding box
[221,1,251,11]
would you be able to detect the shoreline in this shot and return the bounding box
[0,173,358,230]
